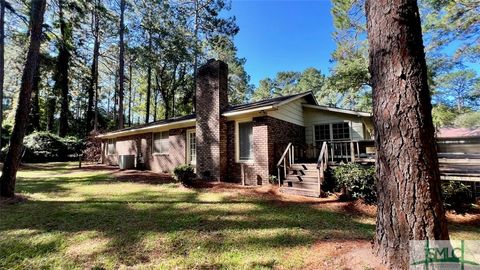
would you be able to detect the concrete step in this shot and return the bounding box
[280,187,320,197]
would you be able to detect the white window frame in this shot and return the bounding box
[152,131,169,155]
[235,118,254,163]
[186,129,196,166]
[314,121,352,145]
[107,139,116,155]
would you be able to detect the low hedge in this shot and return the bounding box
[2,132,82,163]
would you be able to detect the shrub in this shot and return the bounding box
[1,132,82,163]
[333,163,377,204]
[269,175,278,185]
[441,181,475,214]
[173,164,196,186]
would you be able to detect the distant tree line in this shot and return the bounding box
[0,0,253,142]
[254,0,479,129]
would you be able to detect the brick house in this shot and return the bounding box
[98,59,373,189]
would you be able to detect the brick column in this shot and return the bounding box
[195,59,228,180]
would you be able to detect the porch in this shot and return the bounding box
[276,137,480,197]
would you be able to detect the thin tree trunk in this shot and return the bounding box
[365,0,449,268]
[113,71,117,123]
[0,0,4,148]
[57,0,71,137]
[118,0,125,129]
[153,82,157,121]
[94,84,99,131]
[145,32,152,123]
[0,0,46,198]
[128,58,132,126]
[87,0,100,134]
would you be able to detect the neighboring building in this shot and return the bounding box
[98,60,373,185]
[437,127,480,138]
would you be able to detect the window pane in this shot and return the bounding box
[239,122,253,160]
[332,122,350,140]
[315,124,330,142]
[153,131,169,154]
[107,139,115,155]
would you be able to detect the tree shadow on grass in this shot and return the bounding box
[0,190,375,268]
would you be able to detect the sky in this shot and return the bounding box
[225,0,335,87]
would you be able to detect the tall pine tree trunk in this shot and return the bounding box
[57,0,71,137]
[0,0,46,198]
[145,32,152,124]
[365,0,449,268]
[46,96,56,132]
[128,59,132,126]
[87,0,100,134]
[118,0,125,129]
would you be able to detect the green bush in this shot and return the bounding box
[333,163,377,204]
[173,164,196,186]
[1,132,82,163]
[441,181,475,214]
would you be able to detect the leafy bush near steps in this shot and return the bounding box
[173,164,196,186]
[441,181,475,214]
[333,163,476,213]
[333,163,377,204]
[1,132,82,163]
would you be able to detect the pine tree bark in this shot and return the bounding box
[87,0,100,134]
[365,0,449,268]
[0,0,46,198]
[57,0,71,137]
[117,0,125,129]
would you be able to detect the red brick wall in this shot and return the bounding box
[226,116,305,185]
[101,127,192,173]
[195,60,228,180]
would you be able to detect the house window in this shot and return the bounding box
[153,131,169,154]
[107,139,116,155]
[238,121,254,161]
[332,122,350,140]
[314,124,330,142]
[314,122,351,144]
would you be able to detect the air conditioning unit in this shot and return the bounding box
[118,155,135,170]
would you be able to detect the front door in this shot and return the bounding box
[187,130,196,166]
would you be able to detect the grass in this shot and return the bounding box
[0,162,479,269]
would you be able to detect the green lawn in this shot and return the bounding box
[0,163,478,269]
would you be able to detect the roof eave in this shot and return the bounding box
[96,118,196,139]
[303,104,372,117]
[222,105,276,117]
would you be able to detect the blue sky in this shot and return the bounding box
[225,0,335,87]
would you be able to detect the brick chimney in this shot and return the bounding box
[195,59,228,180]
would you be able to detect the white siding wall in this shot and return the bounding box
[304,108,372,145]
[267,98,305,127]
